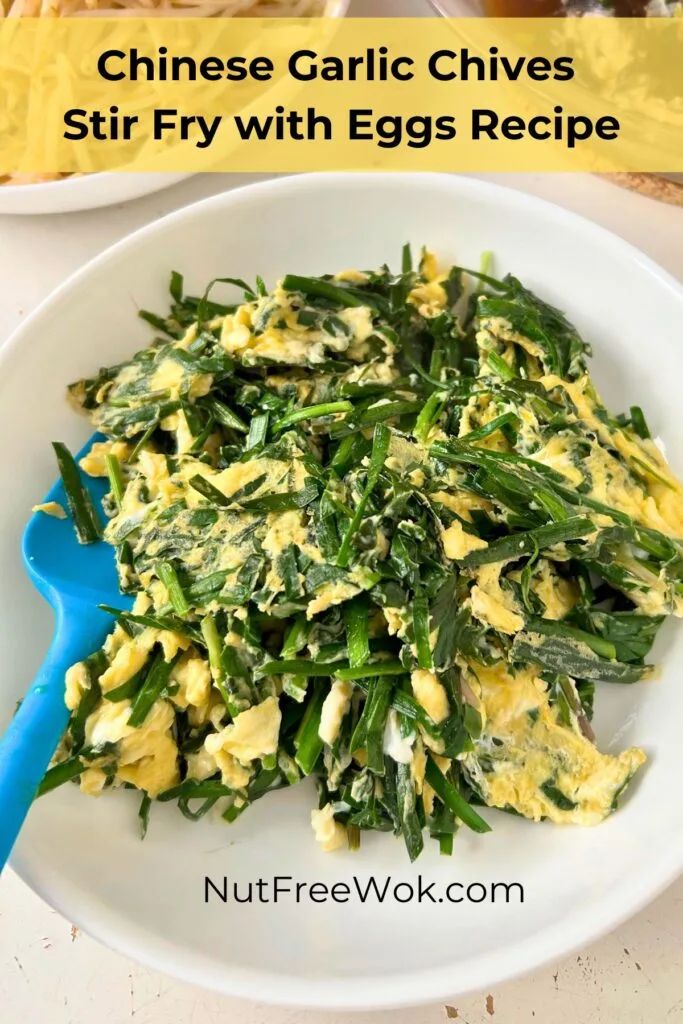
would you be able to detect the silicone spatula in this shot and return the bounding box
[0,436,128,870]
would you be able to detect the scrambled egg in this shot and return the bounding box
[469,563,525,636]
[407,250,449,319]
[205,697,281,765]
[319,679,353,745]
[463,661,645,825]
[529,561,578,621]
[80,440,131,478]
[383,709,415,764]
[84,698,179,798]
[64,662,89,711]
[221,285,376,367]
[311,803,347,852]
[100,626,189,693]
[411,669,450,724]
[442,520,488,560]
[307,580,362,619]
[32,501,66,519]
[169,655,212,711]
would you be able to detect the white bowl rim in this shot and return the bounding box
[6,171,683,1010]
[0,171,196,216]
[0,170,123,200]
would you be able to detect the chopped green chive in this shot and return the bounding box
[52,441,103,544]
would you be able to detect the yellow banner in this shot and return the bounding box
[0,17,681,174]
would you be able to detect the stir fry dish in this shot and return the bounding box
[36,246,683,860]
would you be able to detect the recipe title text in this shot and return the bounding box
[62,44,620,152]
[3,18,679,174]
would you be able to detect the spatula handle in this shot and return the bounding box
[0,604,107,871]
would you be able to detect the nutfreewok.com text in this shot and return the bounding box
[204,875,524,906]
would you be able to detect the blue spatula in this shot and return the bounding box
[0,436,128,870]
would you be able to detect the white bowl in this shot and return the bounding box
[0,172,194,216]
[3,173,683,1009]
[0,0,349,216]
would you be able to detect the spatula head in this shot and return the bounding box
[22,435,124,610]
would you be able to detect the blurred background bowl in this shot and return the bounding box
[427,0,480,12]
[0,173,194,217]
[0,0,351,217]
[426,0,683,200]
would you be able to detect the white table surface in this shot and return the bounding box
[3,1,683,1021]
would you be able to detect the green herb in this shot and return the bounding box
[52,442,103,544]
[128,651,180,727]
[273,401,353,433]
[37,755,85,796]
[138,792,152,838]
[512,633,650,684]
[105,453,125,509]
[344,596,370,669]
[281,274,379,310]
[337,423,390,567]
[246,413,269,450]
[156,561,190,617]
[294,680,326,775]
[425,758,491,834]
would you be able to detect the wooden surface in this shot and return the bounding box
[605,174,683,207]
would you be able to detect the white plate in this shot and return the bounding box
[3,173,683,1009]
[0,173,193,216]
